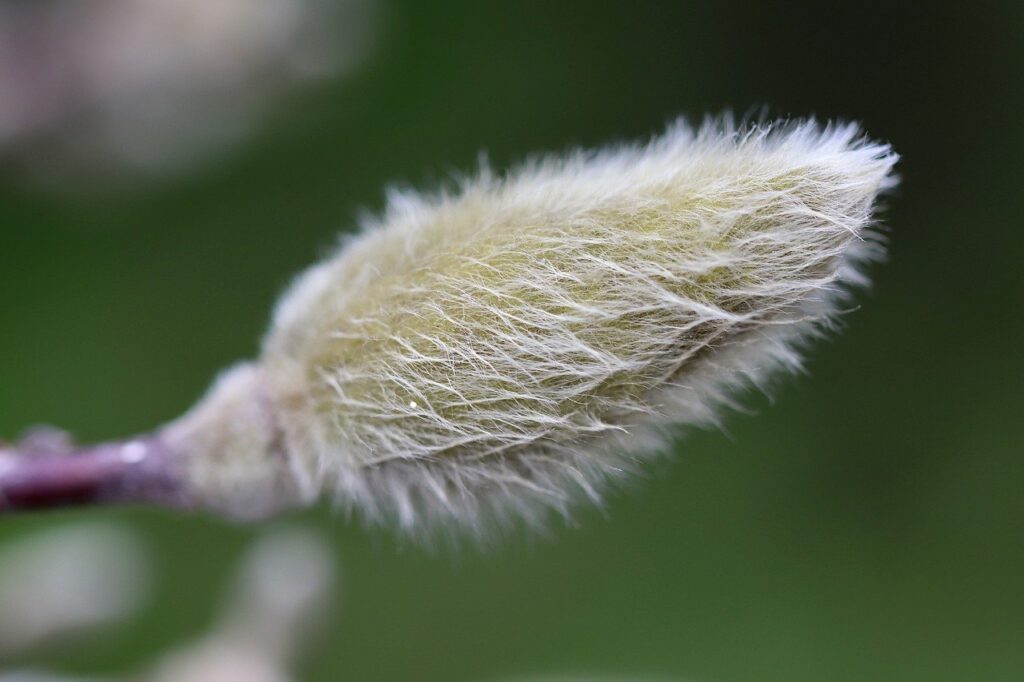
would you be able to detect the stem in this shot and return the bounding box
[0,436,188,513]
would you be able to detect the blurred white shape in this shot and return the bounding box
[0,523,150,659]
[145,645,294,682]
[0,0,376,184]
[0,673,106,682]
[145,528,335,682]
[499,671,684,675]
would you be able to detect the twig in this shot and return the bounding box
[0,436,186,513]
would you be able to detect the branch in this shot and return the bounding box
[0,434,187,513]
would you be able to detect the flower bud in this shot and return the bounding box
[170,119,897,540]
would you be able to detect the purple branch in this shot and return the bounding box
[0,436,188,513]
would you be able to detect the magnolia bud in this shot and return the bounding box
[162,119,897,540]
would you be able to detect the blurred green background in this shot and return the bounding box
[1,1,1022,680]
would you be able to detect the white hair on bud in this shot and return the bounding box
[179,117,897,541]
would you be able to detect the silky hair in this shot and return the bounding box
[163,117,898,542]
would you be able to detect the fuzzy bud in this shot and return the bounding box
[168,119,897,540]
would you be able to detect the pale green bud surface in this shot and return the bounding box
[172,119,898,540]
